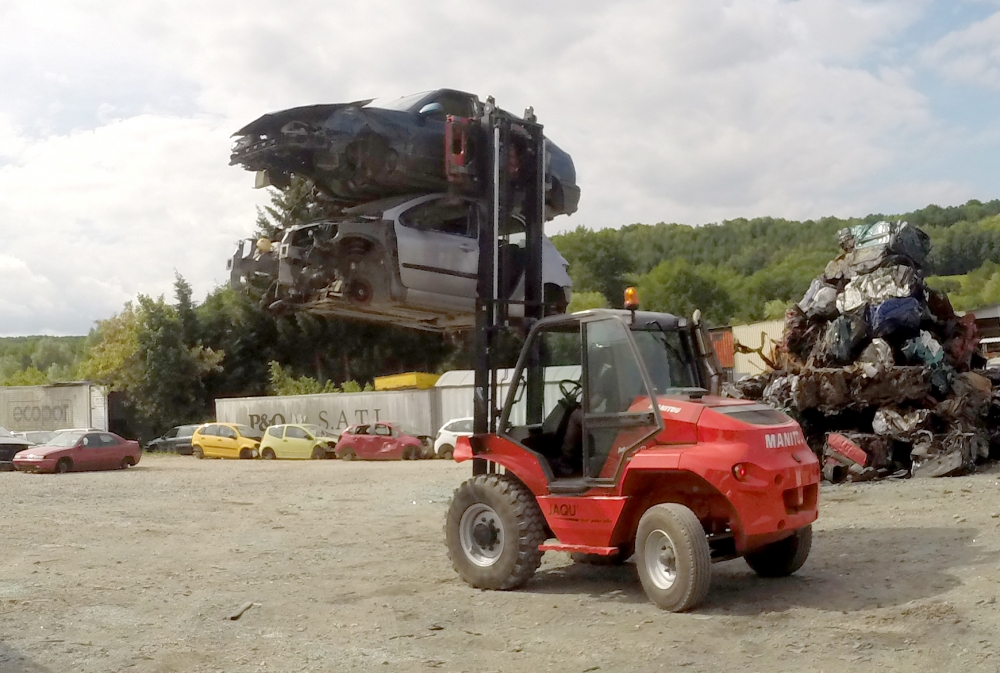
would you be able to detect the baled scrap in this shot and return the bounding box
[824,246,894,283]
[944,313,981,371]
[837,265,917,313]
[869,297,922,340]
[837,221,930,267]
[797,279,839,320]
[850,366,930,408]
[857,338,894,377]
[872,408,931,438]
[762,375,795,410]
[816,313,868,366]
[901,331,945,366]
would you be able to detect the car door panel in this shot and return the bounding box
[393,198,478,298]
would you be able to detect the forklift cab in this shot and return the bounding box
[500,309,706,485]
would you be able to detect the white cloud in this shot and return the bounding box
[921,10,1000,88]
[0,114,269,335]
[0,0,996,334]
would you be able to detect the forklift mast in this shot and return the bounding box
[447,100,547,475]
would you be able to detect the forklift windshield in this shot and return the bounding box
[630,328,702,394]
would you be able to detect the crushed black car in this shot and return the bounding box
[229,89,580,220]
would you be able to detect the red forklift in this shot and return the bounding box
[443,105,819,612]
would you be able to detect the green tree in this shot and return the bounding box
[636,259,736,326]
[566,291,610,313]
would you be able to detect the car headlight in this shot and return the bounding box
[24,454,41,459]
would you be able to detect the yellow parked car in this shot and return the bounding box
[258,424,340,460]
[191,423,262,459]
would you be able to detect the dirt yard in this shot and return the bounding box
[3,455,1000,673]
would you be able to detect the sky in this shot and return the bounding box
[1,0,999,336]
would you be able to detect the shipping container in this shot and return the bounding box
[0,382,109,432]
[216,389,442,438]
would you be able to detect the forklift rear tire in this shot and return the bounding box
[446,474,545,590]
[635,504,712,612]
[744,525,812,578]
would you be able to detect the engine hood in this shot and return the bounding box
[15,446,67,458]
[648,395,800,448]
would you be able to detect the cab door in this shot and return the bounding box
[581,318,661,481]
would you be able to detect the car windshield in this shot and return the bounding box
[363,91,430,112]
[303,424,325,436]
[631,329,701,394]
[47,432,85,448]
[234,425,263,440]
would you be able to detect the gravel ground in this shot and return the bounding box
[3,455,1000,672]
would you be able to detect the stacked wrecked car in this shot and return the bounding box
[731,221,995,480]
[227,89,578,332]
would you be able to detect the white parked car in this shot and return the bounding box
[434,417,473,460]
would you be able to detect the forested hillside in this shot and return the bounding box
[553,199,1000,325]
[5,195,999,436]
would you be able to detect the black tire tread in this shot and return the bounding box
[446,474,545,591]
[744,525,812,578]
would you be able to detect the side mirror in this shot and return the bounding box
[418,102,444,117]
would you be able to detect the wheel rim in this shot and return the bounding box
[459,504,505,567]
[644,529,678,590]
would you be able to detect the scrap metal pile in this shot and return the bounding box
[731,221,997,480]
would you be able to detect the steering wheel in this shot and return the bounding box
[559,379,582,403]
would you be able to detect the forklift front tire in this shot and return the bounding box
[446,474,545,591]
[744,524,812,578]
[635,503,712,612]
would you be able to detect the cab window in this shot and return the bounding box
[219,426,237,440]
[286,426,309,440]
[98,433,117,447]
[374,425,392,437]
[266,426,283,438]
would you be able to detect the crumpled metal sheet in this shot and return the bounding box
[849,366,930,409]
[902,330,944,366]
[824,245,892,283]
[872,408,930,438]
[911,429,985,478]
[944,313,981,371]
[815,313,868,366]
[762,375,795,410]
[729,374,772,401]
[837,221,930,267]
[783,306,822,363]
[837,265,917,313]
[857,338,894,377]
[797,279,839,320]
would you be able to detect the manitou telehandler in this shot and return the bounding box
[442,105,819,612]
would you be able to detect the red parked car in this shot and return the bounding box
[13,430,141,473]
[334,423,424,460]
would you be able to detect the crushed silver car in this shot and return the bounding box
[230,193,572,332]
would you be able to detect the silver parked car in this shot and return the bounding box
[231,193,572,332]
